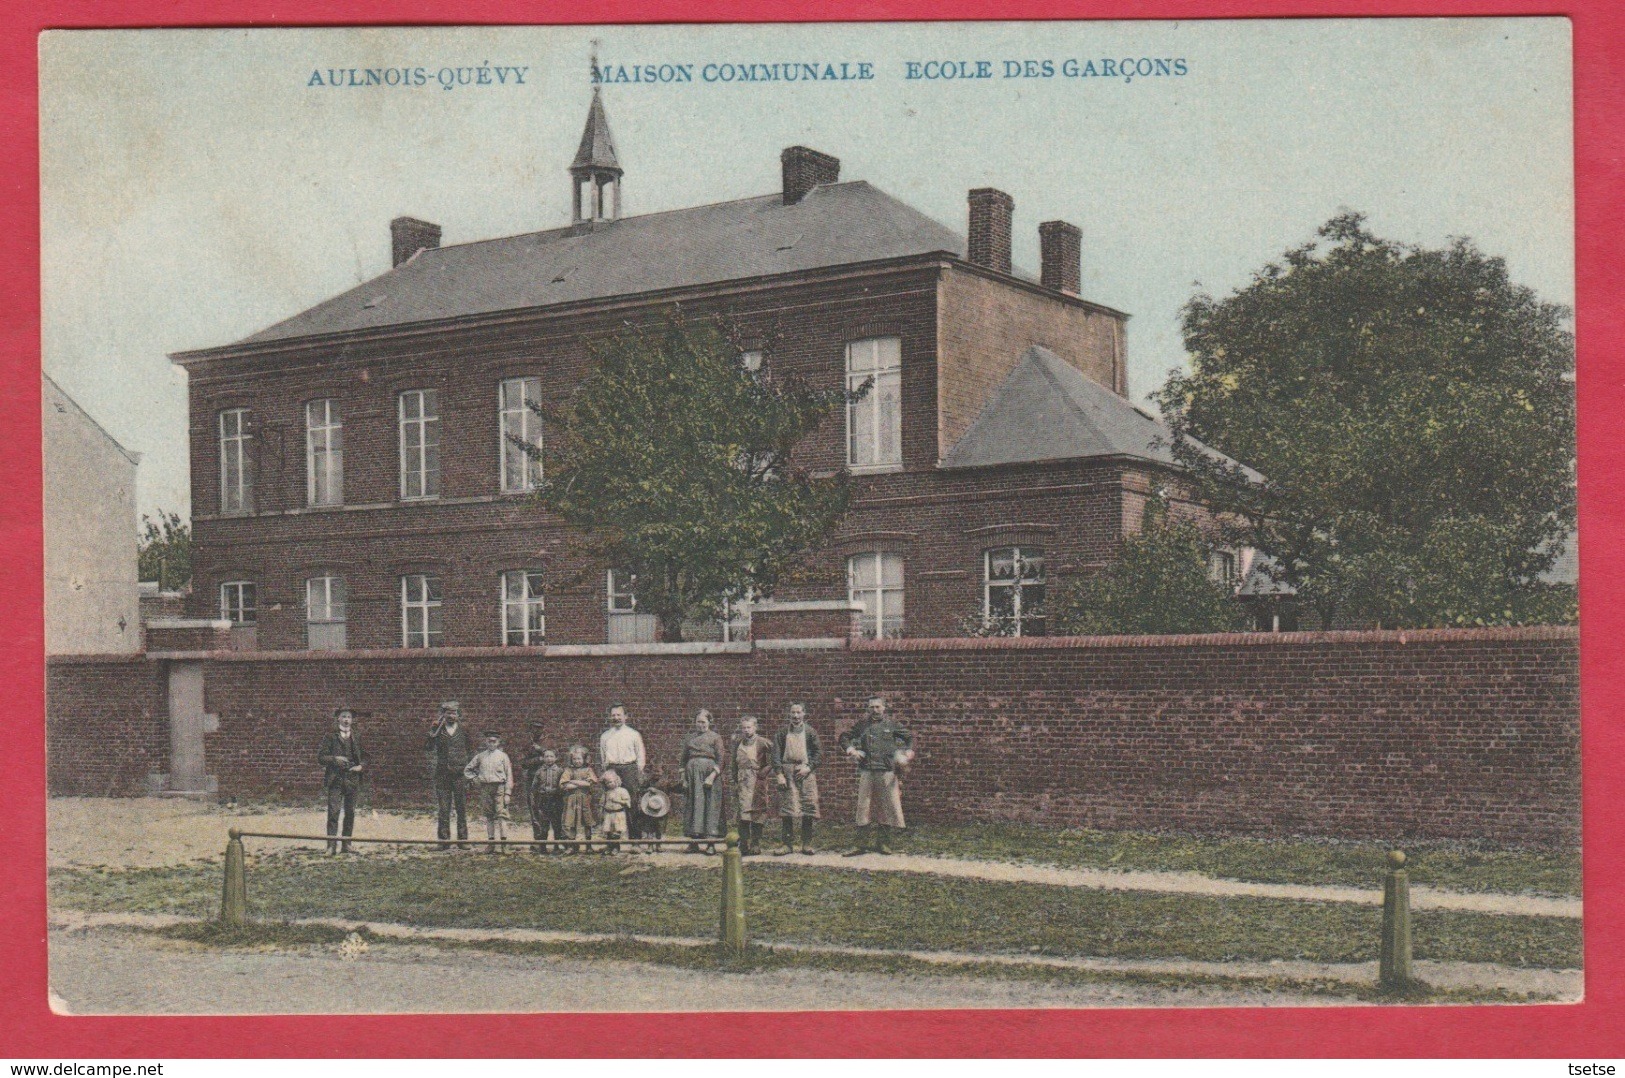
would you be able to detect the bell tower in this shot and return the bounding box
[570,87,622,227]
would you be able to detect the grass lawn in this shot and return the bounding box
[803,821,1581,897]
[51,851,1582,970]
[166,800,1582,897]
[140,921,1550,1005]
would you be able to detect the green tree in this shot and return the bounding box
[524,310,856,641]
[138,510,192,590]
[1049,496,1250,635]
[1154,213,1575,629]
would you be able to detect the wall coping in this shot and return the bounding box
[44,624,1578,667]
[754,637,847,651]
[850,624,1580,651]
[544,642,753,657]
[145,618,232,630]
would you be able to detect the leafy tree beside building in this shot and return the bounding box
[137,511,192,590]
[1155,213,1576,629]
[522,311,856,642]
[1049,495,1251,636]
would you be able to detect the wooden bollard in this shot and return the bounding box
[1379,849,1413,990]
[221,828,248,926]
[719,829,746,957]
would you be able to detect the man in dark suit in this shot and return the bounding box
[317,707,365,854]
[426,700,472,849]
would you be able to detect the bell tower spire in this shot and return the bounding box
[570,70,622,226]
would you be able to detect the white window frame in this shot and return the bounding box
[717,593,752,643]
[501,569,546,646]
[739,349,764,373]
[306,399,344,507]
[1209,549,1239,587]
[219,580,257,625]
[399,389,441,501]
[218,408,253,515]
[984,546,1047,637]
[499,377,543,493]
[400,573,443,648]
[606,569,659,644]
[305,575,347,650]
[847,552,904,640]
[845,337,903,472]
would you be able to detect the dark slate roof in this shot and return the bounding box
[234,181,964,346]
[571,89,621,172]
[941,345,1260,477]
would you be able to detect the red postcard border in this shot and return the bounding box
[2,0,1618,1057]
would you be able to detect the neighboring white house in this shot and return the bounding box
[44,373,141,655]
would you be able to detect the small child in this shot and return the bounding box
[558,745,598,852]
[599,769,632,854]
[639,762,673,844]
[529,748,564,853]
[463,732,514,853]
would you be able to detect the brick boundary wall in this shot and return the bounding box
[45,626,1580,846]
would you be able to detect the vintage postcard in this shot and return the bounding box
[39,19,1578,1016]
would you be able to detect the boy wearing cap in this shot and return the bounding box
[316,707,364,854]
[463,732,514,853]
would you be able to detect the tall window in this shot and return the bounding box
[305,575,347,650]
[399,389,440,500]
[985,546,1046,637]
[306,399,344,507]
[219,581,257,625]
[606,568,658,644]
[501,569,546,646]
[848,552,904,640]
[499,377,543,493]
[1209,550,1239,587]
[846,337,902,470]
[218,409,254,514]
[401,574,443,648]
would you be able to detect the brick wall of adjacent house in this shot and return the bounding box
[44,627,1581,845]
[46,655,170,796]
[184,262,1140,648]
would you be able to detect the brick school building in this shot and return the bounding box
[169,90,1245,652]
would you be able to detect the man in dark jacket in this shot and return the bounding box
[317,707,364,853]
[842,696,913,856]
[772,702,822,855]
[426,700,472,849]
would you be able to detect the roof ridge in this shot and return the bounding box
[409,180,886,260]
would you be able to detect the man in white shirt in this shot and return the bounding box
[599,703,648,849]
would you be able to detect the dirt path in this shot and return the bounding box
[51,910,1583,1002]
[48,922,1343,1014]
[49,797,1581,919]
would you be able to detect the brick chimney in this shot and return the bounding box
[967,188,1014,275]
[1039,220,1082,294]
[782,146,840,205]
[391,217,442,267]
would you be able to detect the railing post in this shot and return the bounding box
[221,828,247,926]
[1379,848,1413,991]
[719,829,746,957]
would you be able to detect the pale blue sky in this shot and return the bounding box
[40,19,1573,521]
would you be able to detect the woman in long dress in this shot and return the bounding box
[680,709,725,852]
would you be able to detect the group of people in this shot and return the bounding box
[317,696,915,858]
